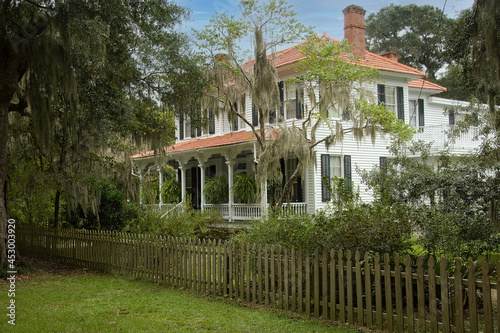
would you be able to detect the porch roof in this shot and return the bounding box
[131,131,258,160]
[408,79,447,92]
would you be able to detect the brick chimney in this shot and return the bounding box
[343,5,366,60]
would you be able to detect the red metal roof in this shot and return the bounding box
[131,131,257,159]
[243,34,426,77]
[408,79,447,92]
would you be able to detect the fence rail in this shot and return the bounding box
[18,227,499,332]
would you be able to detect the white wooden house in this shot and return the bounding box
[131,5,481,221]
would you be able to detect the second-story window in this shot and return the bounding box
[277,81,303,121]
[378,84,404,121]
[208,109,215,134]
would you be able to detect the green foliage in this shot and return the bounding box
[234,201,413,256]
[64,180,134,231]
[123,203,223,239]
[232,172,257,203]
[445,2,500,107]
[161,173,181,204]
[365,4,452,79]
[360,141,500,261]
[204,176,229,204]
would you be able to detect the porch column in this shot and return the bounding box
[199,162,205,211]
[261,179,268,216]
[179,165,186,202]
[226,160,234,222]
[139,171,144,205]
[158,166,163,208]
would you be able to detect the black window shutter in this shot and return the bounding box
[296,86,303,119]
[380,156,387,173]
[344,155,352,188]
[179,114,184,140]
[449,111,455,125]
[377,84,385,105]
[209,110,215,134]
[279,81,284,121]
[418,99,424,127]
[233,102,238,131]
[252,104,258,126]
[321,154,330,202]
[197,126,202,137]
[397,87,404,121]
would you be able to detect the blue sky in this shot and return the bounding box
[175,0,474,47]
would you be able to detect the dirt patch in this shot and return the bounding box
[3,257,96,282]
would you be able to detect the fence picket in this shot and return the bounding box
[405,255,414,333]
[314,248,320,318]
[482,261,493,333]
[394,255,403,333]
[346,250,353,324]
[374,253,382,330]
[330,249,336,321]
[468,259,478,333]
[384,253,393,331]
[322,249,328,320]
[429,256,437,333]
[338,249,345,323]
[440,258,450,333]
[417,256,425,333]
[364,252,372,327]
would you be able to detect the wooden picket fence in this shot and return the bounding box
[18,227,500,332]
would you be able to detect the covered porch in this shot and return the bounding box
[131,131,308,222]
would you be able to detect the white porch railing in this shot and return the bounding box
[281,202,308,215]
[203,202,307,221]
[204,204,230,218]
[413,125,481,153]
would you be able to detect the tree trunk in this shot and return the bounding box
[0,102,9,267]
[54,189,61,228]
[276,166,301,211]
[0,41,26,266]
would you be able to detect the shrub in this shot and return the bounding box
[123,202,224,239]
[233,202,413,256]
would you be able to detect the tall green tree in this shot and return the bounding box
[0,0,205,266]
[365,4,452,80]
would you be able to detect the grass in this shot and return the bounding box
[0,267,361,333]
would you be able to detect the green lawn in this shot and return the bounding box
[0,268,360,333]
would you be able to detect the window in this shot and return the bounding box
[252,104,258,126]
[179,114,184,140]
[232,96,246,131]
[378,84,404,121]
[276,81,303,122]
[321,154,351,202]
[185,118,192,138]
[208,110,215,134]
[409,100,417,128]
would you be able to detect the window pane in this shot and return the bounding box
[409,100,417,128]
[330,156,342,178]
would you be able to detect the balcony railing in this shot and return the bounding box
[413,125,482,153]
